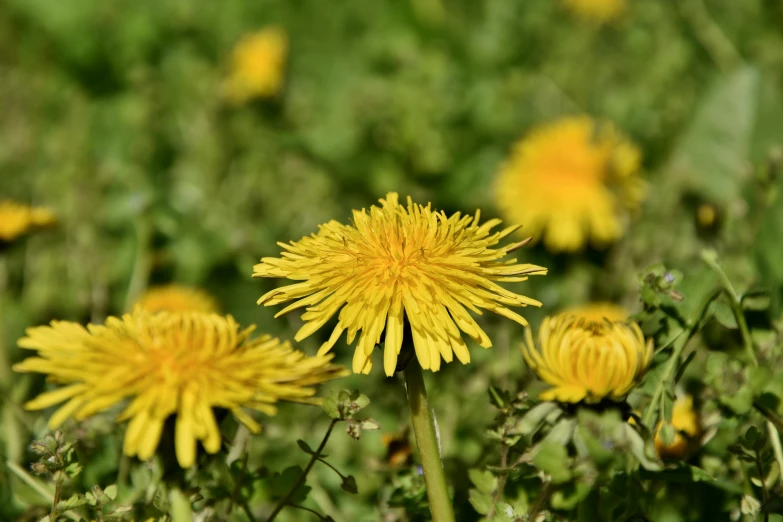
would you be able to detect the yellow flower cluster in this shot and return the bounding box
[15,309,346,468]
[223,26,288,104]
[254,192,547,376]
[495,116,643,252]
[0,201,56,242]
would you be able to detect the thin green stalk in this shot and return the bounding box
[767,421,783,485]
[702,251,758,367]
[123,220,152,312]
[51,475,63,521]
[266,419,338,522]
[642,288,721,428]
[404,362,455,522]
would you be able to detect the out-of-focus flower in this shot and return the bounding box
[655,395,700,459]
[222,26,288,104]
[0,201,56,242]
[14,309,347,468]
[135,284,219,314]
[254,192,547,376]
[564,0,626,23]
[522,312,652,403]
[563,302,628,323]
[495,116,643,252]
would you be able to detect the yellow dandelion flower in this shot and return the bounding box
[522,313,652,403]
[563,302,628,323]
[495,116,643,252]
[14,309,346,468]
[0,201,56,242]
[564,0,626,23]
[655,395,700,459]
[223,26,287,104]
[254,192,547,377]
[135,284,219,314]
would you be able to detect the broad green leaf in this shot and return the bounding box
[468,489,493,515]
[341,475,358,495]
[468,469,498,496]
[533,442,572,484]
[550,481,592,511]
[104,484,117,500]
[169,488,193,522]
[668,66,759,204]
[512,402,559,436]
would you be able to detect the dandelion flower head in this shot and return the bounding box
[14,309,347,468]
[135,284,219,314]
[0,201,56,242]
[655,395,700,459]
[254,193,547,376]
[522,312,652,403]
[223,26,288,104]
[564,0,626,23]
[495,116,643,252]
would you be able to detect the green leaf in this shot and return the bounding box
[623,424,662,471]
[297,439,326,457]
[757,175,783,288]
[721,386,754,415]
[711,299,738,329]
[62,494,88,509]
[668,66,759,204]
[270,466,310,504]
[541,418,576,446]
[674,351,697,385]
[322,391,341,419]
[341,475,358,495]
[349,390,371,410]
[550,481,592,511]
[104,484,117,500]
[360,419,380,431]
[533,442,572,484]
[658,423,676,447]
[468,489,493,515]
[742,289,772,311]
[488,386,507,409]
[170,488,193,522]
[468,469,498,496]
[749,366,773,394]
[512,402,559,436]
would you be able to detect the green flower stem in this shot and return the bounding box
[701,250,758,367]
[642,288,721,429]
[404,362,455,522]
[767,421,783,486]
[266,418,338,522]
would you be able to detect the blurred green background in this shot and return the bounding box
[2,0,783,520]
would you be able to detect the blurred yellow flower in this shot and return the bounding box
[0,201,56,242]
[223,26,288,104]
[564,0,626,23]
[495,116,643,252]
[522,312,652,403]
[563,302,628,323]
[655,395,700,459]
[14,310,346,468]
[254,192,547,376]
[135,284,219,314]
